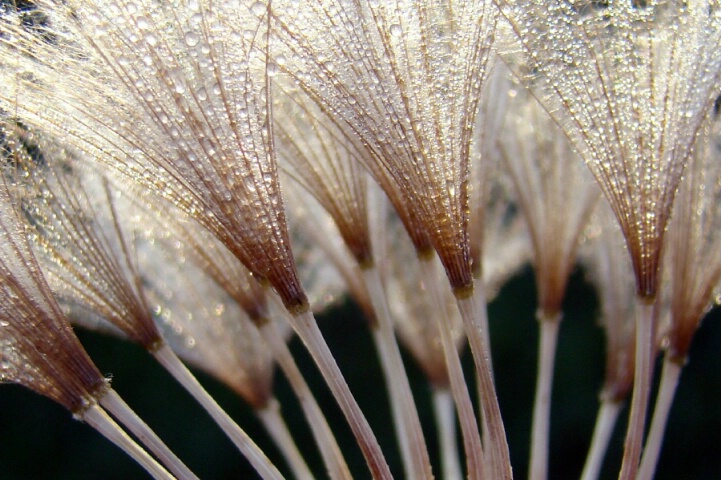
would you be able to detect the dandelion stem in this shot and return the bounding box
[637,356,683,480]
[362,265,432,480]
[289,309,392,480]
[150,344,283,480]
[473,280,494,452]
[618,300,656,480]
[580,400,623,480]
[256,397,313,480]
[418,255,484,480]
[98,389,197,480]
[529,312,561,480]
[456,290,513,480]
[473,280,494,375]
[258,319,352,480]
[81,403,175,480]
[432,386,463,480]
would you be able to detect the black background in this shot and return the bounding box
[1,266,719,479]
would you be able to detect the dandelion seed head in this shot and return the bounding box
[580,203,637,402]
[10,145,162,349]
[499,85,600,316]
[0,155,106,413]
[663,115,721,360]
[141,238,275,410]
[497,0,721,298]
[275,85,373,266]
[0,1,307,309]
[274,0,497,291]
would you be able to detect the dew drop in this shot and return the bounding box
[196,87,208,100]
[145,33,157,46]
[390,24,402,37]
[244,176,257,192]
[251,1,267,16]
[136,16,150,30]
[184,31,200,47]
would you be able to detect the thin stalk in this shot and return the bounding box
[289,309,392,480]
[580,400,623,480]
[418,255,484,480]
[637,356,683,480]
[99,389,197,480]
[258,319,352,480]
[151,343,283,480]
[456,292,513,480]
[432,387,463,480]
[529,313,561,480]
[473,278,494,375]
[362,265,433,480]
[473,280,493,455]
[82,404,175,480]
[256,397,314,480]
[618,300,656,480]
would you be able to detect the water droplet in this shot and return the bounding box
[184,32,200,47]
[244,176,257,193]
[251,1,267,16]
[196,87,208,100]
[136,16,150,30]
[390,24,402,37]
[0,320,9,327]
[145,33,157,46]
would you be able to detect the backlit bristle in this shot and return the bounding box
[663,114,721,361]
[1,0,306,309]
[273,0,496,291]
[496,0,721,298]
[0,156,107,414]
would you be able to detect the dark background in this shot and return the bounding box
[1,266,719,479]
